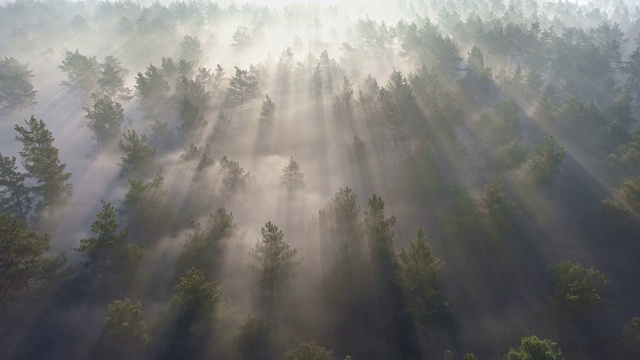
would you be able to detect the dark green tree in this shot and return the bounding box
[121,171,167,236]
[524,137,567,186]
[233,314,269,360]
[75,201,142,296]
[96,299,149,360]
[176,208,236,278]
[15,116,72,217]
[84,93,126,149]
[226,66,259,120]
[398,228,450,327]
[98,55,132,102]
[481,177,519,231]
[118,130,157,178]
[0,212,65,312]
[284,342,335,360]
[250,221,301,316]
[603,175,640,221]
[363,194,421,359]
[607,88,634,130]
[259,95,276,125]
[0,56,36,112]
[0,154,32,221]
[160,267,222,360]
[135,64,170,118]
[506,335,564,360]
[177,97,207,135]
[548,260,608,321]
[59,49,100,92]
[219,156,250,194]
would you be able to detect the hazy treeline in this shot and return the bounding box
[2,0,640,359]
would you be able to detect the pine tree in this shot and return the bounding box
[281,157,304,192]
[251,221,301,316]
[84,93,126,148]
[15,116,72,217]
[226,66,259,120]
[59,49,100,93]
[0,212,65,312]
[98,55,132,102]
[118,130,157,178]
[75,201,142,295]
[0,154,32,221]
[0,56,36,112]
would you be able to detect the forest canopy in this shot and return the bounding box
[1,0,640,359]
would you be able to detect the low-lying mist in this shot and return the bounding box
[2,0,640,359]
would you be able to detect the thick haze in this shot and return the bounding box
[1,0,640,359]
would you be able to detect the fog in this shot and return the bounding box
[1,0,640,359]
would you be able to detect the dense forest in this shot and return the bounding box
[1,0,640,359]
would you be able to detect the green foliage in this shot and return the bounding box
[59,49,100,92]
[121,170,167,229]
[135,64,170,117]
[481,177,519,230]
[98,299,148,359]
[219,156,250,194]
[180,35,202,63]
[162,267,222,358]
[506,335,564,360]
[532,94,555,124]
[226,66,259,119]
[284,342,335,360]
[177,208,236,276]
[608,88,634,129]
[0,212,65,312]
[84,93,125,148]
[98,55,132,102]
[281,156,304,192]
[178,97,207,134]
[175,77,209,110]
[251,221,301,294]
[0,154,32,221]
[233,314,269,360]
[15,116,72,216]
[259,94,276,124]
[172,267,221,322]
[118,130,157,178]
[75,201,142,293]
[398,228,451,326]
[0,56,36,112]
[548,260,609,320]
[611,130,640,167]
[602,175,640,220]
[498,140,529,169]
[179,143,214,170]
[524,137,567,186]
[364,194,397,275]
